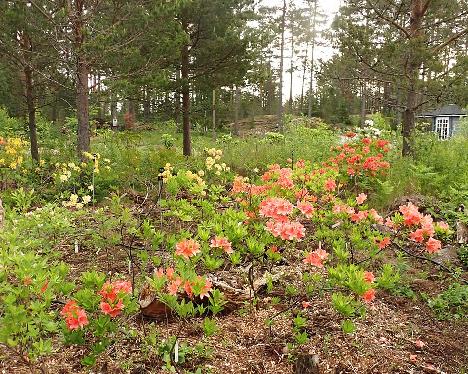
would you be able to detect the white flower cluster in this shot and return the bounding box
[356,125,382,138]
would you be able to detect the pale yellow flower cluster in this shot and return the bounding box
[159,163,174,183]
[204,148,230,175]
[0,137,27,170]
[62,193,92,209]
[185,170,207,196]
[55,162,81,183]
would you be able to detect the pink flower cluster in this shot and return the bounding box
[259,197,294,220]
[99,280,132,317]
[175,239,201,259]
[399,202,442,253]
[266,219,305,241]
[60,300,89,330]
[303,248,329,268]
[155,267,212,300]
[210,236,233,254]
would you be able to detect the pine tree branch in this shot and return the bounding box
[365,0,411,39]
[433,27,468,54]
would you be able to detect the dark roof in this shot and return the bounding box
[418,104,467,117]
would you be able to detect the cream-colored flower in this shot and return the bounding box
[82,195,92,204]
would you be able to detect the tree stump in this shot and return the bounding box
[294,353,319,374]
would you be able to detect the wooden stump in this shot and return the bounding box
[294,354,319,374]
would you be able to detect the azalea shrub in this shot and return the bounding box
[0,205,77,361]
[60,274,138,366]
[148,136,451,337]
[0,129,460,370]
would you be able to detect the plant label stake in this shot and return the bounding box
[174,338,179,363]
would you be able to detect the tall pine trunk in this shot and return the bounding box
[300,42,309,114]
[181,21,191,156]
[402,0,425,157]
[289,19,294,113]
[308,0,317,117]
[233,86,240,136]
[212,89,216,140]
[277,0,286,133]
[24,65,39,162]
[76,56,90,157]
[71,0,90,158]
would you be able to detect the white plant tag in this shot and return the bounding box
[174,339,179,363]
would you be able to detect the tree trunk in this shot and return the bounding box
[308,0,318,117]
[181,21,191,156]
[300,42,309,114]
[71,0,90,158]
[277,0,286,133]
[402,0,425,157]
[289,18,294,114]
[360,81,366,127]
[212,88,216,140]
[175,69,181,125]
[233,86,240,136]
[76,56,90,157]
[23,65,39,162]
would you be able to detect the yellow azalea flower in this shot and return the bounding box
[82,195,92,204]
[69,194,78,205]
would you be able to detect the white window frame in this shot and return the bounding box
[435,117,450,140]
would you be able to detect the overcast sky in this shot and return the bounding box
[265,0,342,99]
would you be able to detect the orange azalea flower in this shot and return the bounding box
[364,271,375,283]
[377,237,391,249]
[198,277,212,299]
[297,201,315,218]
[184,280,193,298]
[356,193,367,205]
[166,267,175,280]
[399,202,422,226]
[175,239,201,259]
[61,300,89,330]
[426,237,441,253]
[324,178,336,192]
[167,278,183,295]
[362,288,376,303]
[210,236,233,254]
[100,299,124,318]
[303,249,329,268]
[409,229,425,243]
[99,280,132,302]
